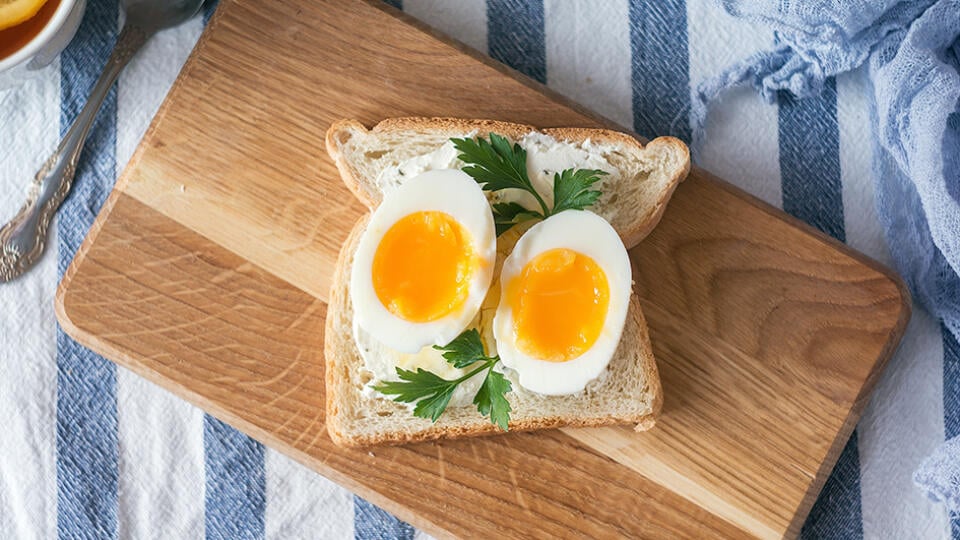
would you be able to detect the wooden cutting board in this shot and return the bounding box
[55,1,910,538]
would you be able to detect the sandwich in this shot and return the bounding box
[324,117,690,447]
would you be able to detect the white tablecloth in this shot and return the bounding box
[0,0,955,537]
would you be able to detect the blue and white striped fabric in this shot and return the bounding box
[0,0,956,537]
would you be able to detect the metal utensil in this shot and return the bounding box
[0,0,204,282]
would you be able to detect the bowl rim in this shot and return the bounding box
[0,0,80,73]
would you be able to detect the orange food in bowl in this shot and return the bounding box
[0,0,59,60]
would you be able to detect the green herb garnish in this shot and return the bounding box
[451,133,607,235]
[372,329,512,430]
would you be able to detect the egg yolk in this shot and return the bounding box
[373,211,478,323]
[506,248,610,362]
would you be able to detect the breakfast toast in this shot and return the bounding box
[324,117,689,447]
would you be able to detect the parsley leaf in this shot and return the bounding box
[375,329,513,429]
[373,367,459,422]
[412,386,459,422]
[451,134,550,216]
[551,168,607,214]
[492,202,539,236]
[433,328,487,368]
[452,134,607,234]
[474,369,513,431]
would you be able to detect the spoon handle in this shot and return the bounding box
[0,24,150,282]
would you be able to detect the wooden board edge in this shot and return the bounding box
[56,0,233,325]
[783,277,911,538]
[56,185,128,314]
[698,169,914,309]
[695,165,913,538]
[112,0,230,196]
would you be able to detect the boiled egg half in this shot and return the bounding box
[493,210,631,395]
[351,169,497,353]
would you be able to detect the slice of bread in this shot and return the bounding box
[324,117,689,447]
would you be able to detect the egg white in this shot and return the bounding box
[493,210,632,395]
[350,169,497,354]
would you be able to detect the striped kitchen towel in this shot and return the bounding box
[0,0,956,538]
[691,0,960,525]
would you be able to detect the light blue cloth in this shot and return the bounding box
[917,427,960,515]
[693,0,960,519]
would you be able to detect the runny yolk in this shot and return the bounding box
[506,248,609,362]
[372,211,477,323]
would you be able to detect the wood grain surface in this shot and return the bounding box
[55,0,910,538]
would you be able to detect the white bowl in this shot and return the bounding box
[0,0,86,89]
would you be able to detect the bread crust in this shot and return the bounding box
[324,117,683,447]
[325,117,689,249]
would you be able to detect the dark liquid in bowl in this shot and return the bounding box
[0,0,62,61]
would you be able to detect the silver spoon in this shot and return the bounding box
[0,0,204,282]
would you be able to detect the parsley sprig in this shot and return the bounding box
[451,133,607,235]
[372,329,513,430]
